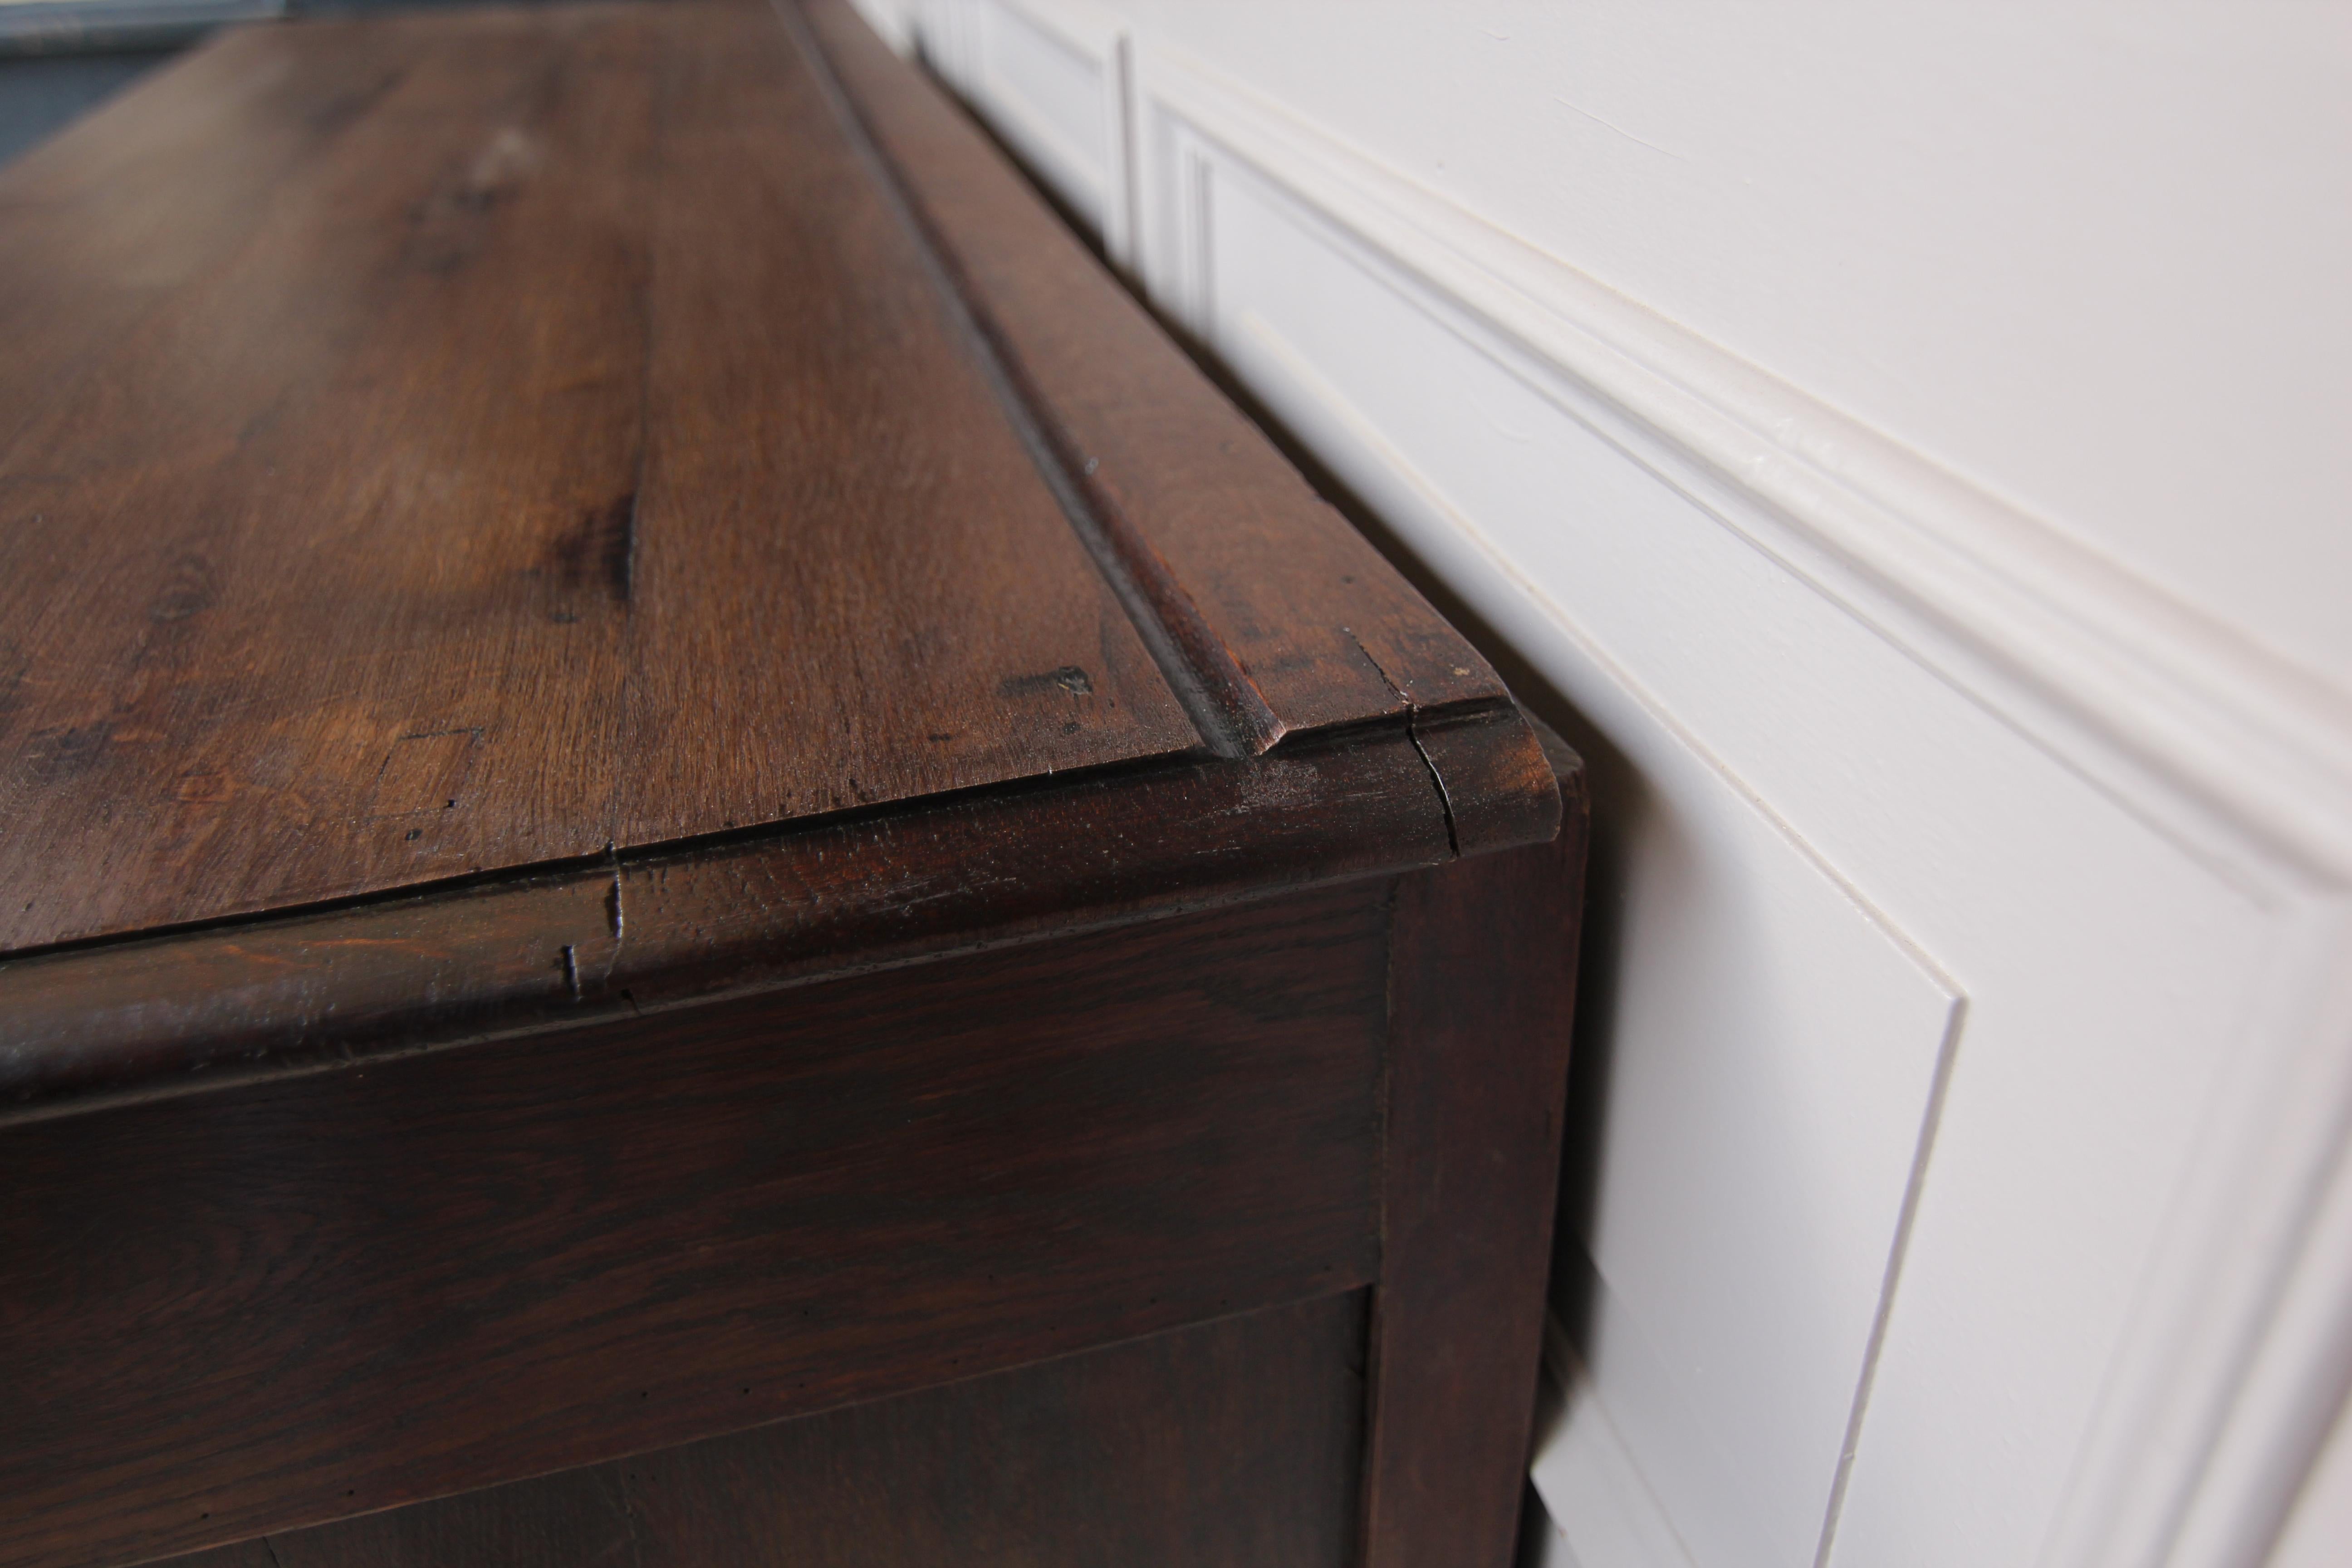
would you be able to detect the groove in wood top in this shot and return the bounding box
[803,0,1523,735]
[774,0,1283,760]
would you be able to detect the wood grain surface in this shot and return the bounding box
[0,0,1552,960]
[1362,732,1591,1568]
[149,1293,1367,1568]
[0,883,1389,1568]
[0,0,1194,955]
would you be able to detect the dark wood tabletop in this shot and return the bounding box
[0,0,1529,940]
[0,6,1578,1567]
[0,0,1551,1113]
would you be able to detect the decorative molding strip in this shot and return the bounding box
[905,0,1138,264]
[992,0,1137,263]
[1530,1314,1701,1568]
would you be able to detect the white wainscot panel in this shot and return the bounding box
[949,0,1125,249]
[1162,120,2278,1568]
[1561,750,1957,1568]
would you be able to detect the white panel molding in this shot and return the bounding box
[920,0,1139,266]
[2268,1346,2352,1568]
[2176,1133,2352,1568]
[842,0,914,56]
[905,1,967,88]
[1530,1316,1702,1568]
[977,0,1120,252]
[1116,42,2352,1568]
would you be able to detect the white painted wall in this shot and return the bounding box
[853,4,2352,1565]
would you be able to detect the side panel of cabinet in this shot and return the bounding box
[0,886,1390,1568]
[161,1293,1369,1568]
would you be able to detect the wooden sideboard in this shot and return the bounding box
[0,4,1587,1564]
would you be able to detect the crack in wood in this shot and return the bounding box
[1346,628,1459,858]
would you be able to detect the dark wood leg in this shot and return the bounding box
[1363,749,1588,1568]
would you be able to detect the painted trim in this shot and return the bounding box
[1530,1314,1701,1568]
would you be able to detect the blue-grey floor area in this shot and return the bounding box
[0,49,176,168]
[0,1,624,170]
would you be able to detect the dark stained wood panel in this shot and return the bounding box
[0,1,1198,956]
[149,1294,1366,1568]
[621,1292,1366,1568]
[266,1468,639,1568]
[152,1545,279,1568]
[0,883,1388,1568]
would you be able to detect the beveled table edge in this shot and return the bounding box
[0,705,1557,1125]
